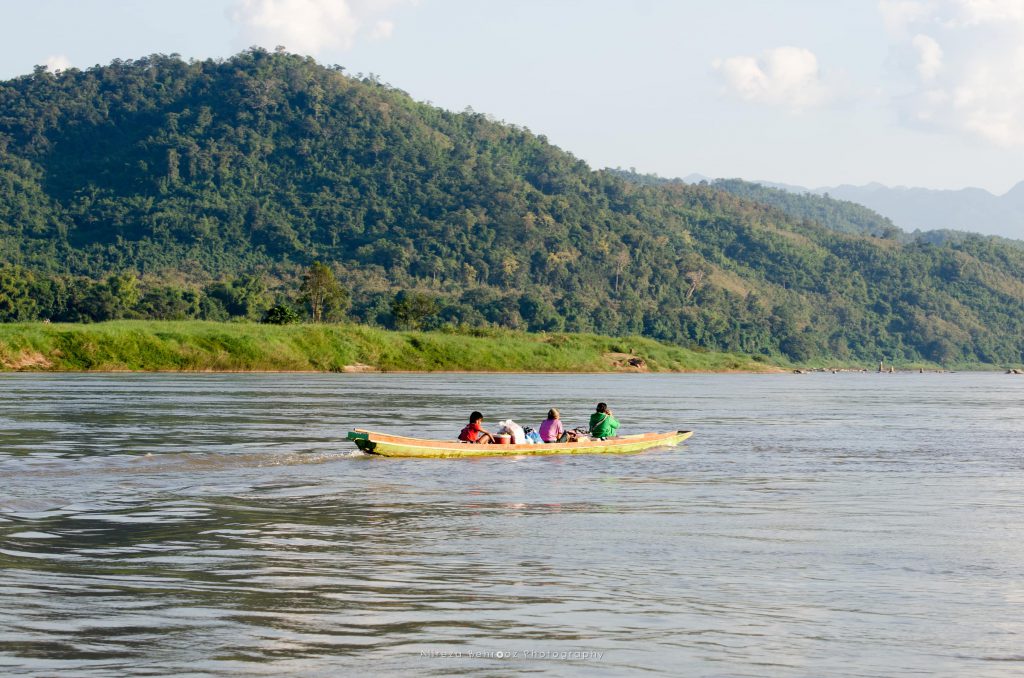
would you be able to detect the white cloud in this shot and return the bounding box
[881,0,1024,146]
[950,0,1024,25]
[879,0,930,36]
[713,46,830,111]
[912,34,943,79]
[370,19,394,40]
[229,0,407,54]
[44,54,72,72]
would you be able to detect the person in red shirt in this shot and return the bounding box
[459,411,494,444]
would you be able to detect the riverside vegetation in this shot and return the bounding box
[0,321,774,373]
[2,50,1024,367]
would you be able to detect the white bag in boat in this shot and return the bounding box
[498,419,526,444]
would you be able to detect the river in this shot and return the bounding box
[1,372,1023,677]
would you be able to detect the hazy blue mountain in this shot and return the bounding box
[828,183,1024,240]
[752,180,1024,241]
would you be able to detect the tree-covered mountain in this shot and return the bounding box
[608,170,907,240]
[708,179,907,241]
[1,49,1024,365]
[671,173,1024,249]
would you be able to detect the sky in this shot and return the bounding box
[2,0,1024,194]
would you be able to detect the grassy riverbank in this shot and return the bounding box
[0,321,782,373]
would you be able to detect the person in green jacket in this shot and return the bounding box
[588,402,620,439]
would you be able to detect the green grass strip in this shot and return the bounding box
[0,320,781,373]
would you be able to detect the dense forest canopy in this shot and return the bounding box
[1,49,1023,365]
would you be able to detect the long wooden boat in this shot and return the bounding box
[347,428,693,458]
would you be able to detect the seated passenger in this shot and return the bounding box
[588,402,620,439]
[539,408,568,443]
[459,411,494,444]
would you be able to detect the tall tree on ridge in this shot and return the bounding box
[300,262,348,323]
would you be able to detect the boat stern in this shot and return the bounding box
[347,430,378,453]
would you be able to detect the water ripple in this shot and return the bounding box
[2,373,1024,676]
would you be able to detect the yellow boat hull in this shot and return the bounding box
[347,429,693,458]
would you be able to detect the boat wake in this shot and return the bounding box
[1,447,366,483]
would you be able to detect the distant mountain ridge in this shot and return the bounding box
[821,182,1024,241]
[693,177,1024,241]
[609,170,904,240]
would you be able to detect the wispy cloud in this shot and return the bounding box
[370,19,394,40]
[878,0,930,36]
[229,0,409,54]
[881,0,1024,146]
[911,34,942,80]
[948,0,1024,25]
[713,46,831,112]
[44,54,72,72]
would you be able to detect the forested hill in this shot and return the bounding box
[1,49,1024,365]
[607,170,906,241]
[708,179,907,241]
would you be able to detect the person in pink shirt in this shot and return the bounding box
[539,408,568,443]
